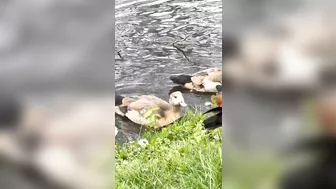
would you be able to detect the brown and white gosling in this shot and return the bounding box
[115,91,187,128]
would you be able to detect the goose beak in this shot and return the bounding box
[180,101,187,107]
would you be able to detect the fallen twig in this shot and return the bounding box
[117,50,124,60]
[172,35,191,61]
[172,42,190,61]
[182,35,190,41]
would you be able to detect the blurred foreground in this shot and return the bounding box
[222,7,336,189]
[0,94,114,189]
[0,0,114,189]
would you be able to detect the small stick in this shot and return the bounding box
[172,35,191,61]
[173,42,190,61]
[117,50,124,60]
[182,35,190,41]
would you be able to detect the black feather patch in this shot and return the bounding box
[203,112,222,129]
[119,106,128,114]
[203,107,222,129]
[203,107,222,114]
[115,94,124,106]
[170,75,192,85]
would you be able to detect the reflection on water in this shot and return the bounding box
[115,0,222,141]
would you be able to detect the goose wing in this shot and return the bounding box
[127,97,170,116]
[125,98,171,125]
[203,112,222,129]
[191,68,222,90]
[138,95,170,107]
[205,71,222,83]
[192,67,222,77]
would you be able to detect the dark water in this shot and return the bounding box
[115,0,222,141]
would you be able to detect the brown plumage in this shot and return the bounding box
[115,92,187,127]
[215,92,222,107]
[170,67,222,93]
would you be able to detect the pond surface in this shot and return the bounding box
[115,0,222,142]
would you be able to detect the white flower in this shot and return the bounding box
[204,102,212,106]
[213,135,219,140]
[138,139,149,146]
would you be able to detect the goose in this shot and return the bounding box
[203,87,222,129]
[115,91,187,127]
[169,67,222,93]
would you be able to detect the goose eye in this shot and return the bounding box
[174,96,177,98]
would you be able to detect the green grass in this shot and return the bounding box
[115,95,308,189]
[115,111,222,189]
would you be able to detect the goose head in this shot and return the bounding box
[169,91,187,107]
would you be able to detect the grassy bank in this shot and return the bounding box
[115,111,222,189]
